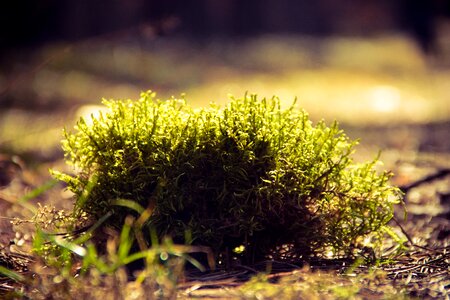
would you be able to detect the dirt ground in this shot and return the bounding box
[0,34,449,298]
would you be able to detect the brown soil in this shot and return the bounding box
[0,34,449,298]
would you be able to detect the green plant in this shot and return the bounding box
[29,206,209,299]
[54,91,402,265]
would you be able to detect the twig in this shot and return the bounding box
[391,217,439,253]
[400,168,450,194]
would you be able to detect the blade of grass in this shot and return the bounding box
[0,265,25,282]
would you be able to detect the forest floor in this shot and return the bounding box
[0,33,449,298]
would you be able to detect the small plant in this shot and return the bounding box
[29,213,203,299]
[54,91,402,265]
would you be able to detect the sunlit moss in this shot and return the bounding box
[54,90,402,265]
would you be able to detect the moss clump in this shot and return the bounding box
[55,91,401,264]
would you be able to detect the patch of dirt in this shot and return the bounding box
[0,34,449,298]
[0,127,449,298]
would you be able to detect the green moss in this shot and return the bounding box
[54,91,402,264]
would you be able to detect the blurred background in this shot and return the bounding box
[1,0,450,166]
[1,1,449,272]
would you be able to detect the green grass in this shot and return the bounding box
[0,90,412,299]
[53,91,402,267]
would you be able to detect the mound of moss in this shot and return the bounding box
[55,91,401,264]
